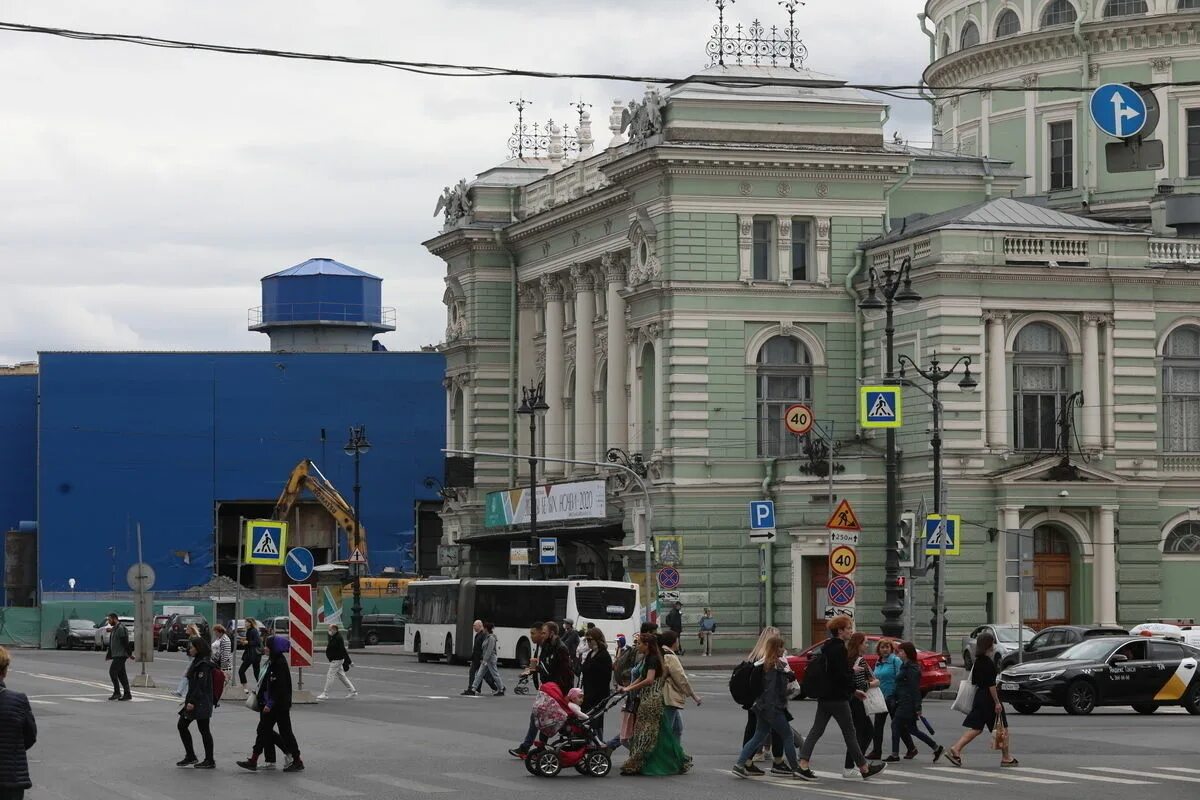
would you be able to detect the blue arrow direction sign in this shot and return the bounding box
[1090,83,1147,139]
[285,547,315,582]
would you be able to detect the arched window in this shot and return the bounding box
[960,21,981,48]
[1012,323,1069,451]
[1102,0,1147,16]
[1163,326,1200,452]
[640,343,655,455]
[940,32,951,57]
[1164,521,1200,554]
[1040,0,1078,27]
[996,9,1021,37]
[1182,0,1200,10]
[451,387,464,449]
[756,336,813,457]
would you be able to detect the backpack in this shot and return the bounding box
[802,650,830,698]
[729,660,763,708]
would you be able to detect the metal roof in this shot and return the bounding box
[264,258,378,280]
[873,197,1141,245]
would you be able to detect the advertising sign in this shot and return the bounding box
[484,480,606,528]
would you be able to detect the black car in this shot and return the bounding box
[997,624,1128,670]
[54,618,98,650]
[157,613,210,652]
[361,614,405,646]
[998,636,1200,715]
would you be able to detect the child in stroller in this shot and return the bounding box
[525,683,623,778]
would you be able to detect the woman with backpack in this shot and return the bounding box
[867,638,901,759]
[732,635,802,778]
[887,641,944,763]
[731,626,787,775]
[945,633,1017,767]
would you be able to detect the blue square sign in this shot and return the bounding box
[749,500,776,530]
[860,386,902,429]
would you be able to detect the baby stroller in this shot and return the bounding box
[513,672,532,695]
[524,683,623,778]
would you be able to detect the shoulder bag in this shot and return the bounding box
[951,679,977,715]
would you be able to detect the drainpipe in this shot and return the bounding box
[883,161,915,234]
[761,459,779,629]
[496,223,519,485]
[983,155,994,199]
[917,13,941,150]
[1074,2,1092,206]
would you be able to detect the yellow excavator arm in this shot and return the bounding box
[274,459,368,567]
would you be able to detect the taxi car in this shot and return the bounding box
[997,635,1200,716]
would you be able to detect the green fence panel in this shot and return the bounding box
[40,600,217,649]
[0,608,42,648]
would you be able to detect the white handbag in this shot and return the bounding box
[863,686,888,715]
[951,680,977,715]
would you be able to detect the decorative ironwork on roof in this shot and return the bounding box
[706,0,808,69]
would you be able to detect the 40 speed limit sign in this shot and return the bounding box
[830,545,857,575]
[783,403,814,436]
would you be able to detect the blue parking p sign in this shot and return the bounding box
[1090,83,1147,139]
[749,500,776,530]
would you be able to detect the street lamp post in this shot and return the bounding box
[858,255,921,638]
[516,381,550,579]
[344,424,371,650]
[897,354,977,658]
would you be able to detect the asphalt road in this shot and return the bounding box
[7,648,1199,800]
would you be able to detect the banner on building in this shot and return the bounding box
[484,480,606,528]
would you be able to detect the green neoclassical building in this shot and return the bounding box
[425,18,1200,651]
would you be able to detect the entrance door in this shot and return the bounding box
[806,557,829,646]
[1024,527,1071,629]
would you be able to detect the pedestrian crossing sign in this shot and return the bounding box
[244,519,288,566]
[924,514,961,556]
[860,386,902,428]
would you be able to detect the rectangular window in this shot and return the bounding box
[1013,364,1067,450]
[752,219,772,280]
[790,220,810,281]
[757,373,812,457]
[1188,110,1200,178]
[1049,121,1073,190]
[1165,364,1200,452]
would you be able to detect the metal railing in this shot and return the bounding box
[248,303,397,327]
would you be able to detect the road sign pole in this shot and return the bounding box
[758,543,767,631]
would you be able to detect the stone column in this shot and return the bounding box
[443,377,456,450]
[604,253,629,451]
[999,505,1022,624]
[517,283,538,387]
[627,335,639,451]
[572,264,596,466]
[460,376,474,450]
[1103,317,1116,449]
[541,274,566,476]
[737,215,753,281]
[984,311,1010,449]
[815,218,831,285]
[776,215,792,281]
[1095,507,1119,626]
[650,322,665,452]
[1082,313,1103,449]
[1022,73,1037,195]
[980,89,991,157]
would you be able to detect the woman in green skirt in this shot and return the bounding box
[617,633,692,776]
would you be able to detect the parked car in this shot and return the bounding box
[997,625,1128,670]
[94,616,136,651]
[157,613,210,652]
[998,636,1200,715]
[361,614,405,646]
[152,614,171,641]
[786,635,951,697]
[54,618,97,650]
[261,616,291,637]
[960,624,1038,669]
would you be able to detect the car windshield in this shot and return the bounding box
[1056,639,1119,661]
[69,620,94,629]
[994,626,1037,643]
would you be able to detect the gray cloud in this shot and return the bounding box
[0,1,930,364]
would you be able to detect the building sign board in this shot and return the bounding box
[484,480,606,528]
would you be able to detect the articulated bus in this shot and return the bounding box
[407,579,639,666]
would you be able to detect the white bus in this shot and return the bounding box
[407,578,639,666]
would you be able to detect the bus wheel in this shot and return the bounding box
[516,638,531,669]
[415,635,429,663]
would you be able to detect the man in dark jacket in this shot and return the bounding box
[796,616,885,782]
[104,613,132,701]
[536,621,574,694]
[561,620,581,662]
[0,646,36,800]
[665,602,684,654]
[462,619,486,696]
[318,624,357,701]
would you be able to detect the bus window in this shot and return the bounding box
[411,584,458,625]
[574,585,637,620]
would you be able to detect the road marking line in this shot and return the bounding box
[1164,768,1200,775]
[69,697,103,703]
[291,777,362,797]
[744,773,894,800]
[28,699,58,705]
[421,695,450,700]
[1088,767,1200,783]
[878,768,984,784]
[813,770,905,785]
[929,766,1068,784]
[360,774,455,793]
[444,771,535,791]
[1012,767,1154,785]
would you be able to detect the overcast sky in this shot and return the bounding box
[0,1,930,363]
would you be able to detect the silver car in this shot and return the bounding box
[960,623,1037,669]
[94,616,136,651]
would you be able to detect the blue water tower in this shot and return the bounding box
[249,258,395,352]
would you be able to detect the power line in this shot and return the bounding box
[5,20,1200,100]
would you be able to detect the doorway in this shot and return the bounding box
[1024,526,1072,629]
[805,557,829,647]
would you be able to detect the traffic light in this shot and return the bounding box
[898,511,916,567]
[894,575,907,600]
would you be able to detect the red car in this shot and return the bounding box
[786,635,951,698]
[152,614,171,641]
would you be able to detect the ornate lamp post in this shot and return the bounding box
[898,354,977,656]
[858,255,921,638]
[344,425,371,649]
[516,381,550,578]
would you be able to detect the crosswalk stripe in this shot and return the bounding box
[28,699,58,705]
[1012,767,1155,785]
[1087,767,1200,784]
[69,697,103,703]
[1164,768,1200,775]
[290,777,362,797]
[929,766,1069,784]
[360,774,455,793]
[445,771,535,791]
[813,769,905,785]
[880,767,984,784]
